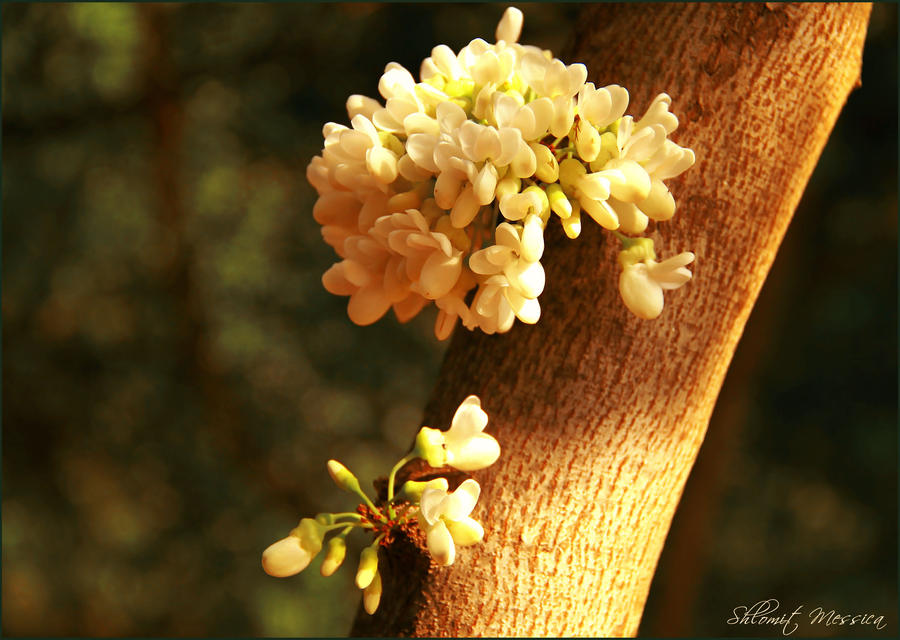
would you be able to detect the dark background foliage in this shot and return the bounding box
[2,3,896,636]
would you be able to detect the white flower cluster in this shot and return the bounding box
[262,396,498,614]
[308,6,696,336]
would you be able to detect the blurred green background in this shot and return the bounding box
[2,3,895,637]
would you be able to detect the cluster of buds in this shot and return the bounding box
[261,396,499,614]
[309,6,696,339]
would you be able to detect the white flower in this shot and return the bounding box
[558,157,628,230]
[519,52,587,100]
[412,395,499,470]
[467,216,545,332]
[433,269,477,340]
[320,233,396,326]
[443,395,500,471]
[419,479,485,566]
[577,83,629,130]
[322,200,468,326]
[618,251,695,319]
[469,217,544,296]
[318,115,399,195]
[308,5,697,336]
[371,208,464,300]
[597,93,695,233]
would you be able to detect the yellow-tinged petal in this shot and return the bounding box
[320,536,347,577]
[355,546,379,589]
[639,179,676,221]
[347,285,392,326]
[450,185,481,228]
[604,158,651,202]
[446,517,485,547]
[262,536,313,578]
[495,6,523,43]
[562,206,582,239]
[419,251,462,299]
[580,197,619,230]
[426,519,455,566]
[322,263,357,296]
[363,571,382,615]
[611,199,649,235]
[619,263,664,319]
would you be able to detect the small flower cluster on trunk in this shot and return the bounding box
[309,6,696,337]
[261,396,499,615]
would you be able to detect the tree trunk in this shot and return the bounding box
[351,3,871,636]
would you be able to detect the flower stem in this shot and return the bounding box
[331,512,363,521]
[321,521,360,533]
[612,229,633,246]
[386,454,413,518]
[352,486,379,514]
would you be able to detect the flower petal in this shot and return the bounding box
[322,263,357,296]
[447,433,501,471]
[419,251,462,299]
[262,537,312,578]
[426,519,456,566]
[619,263,664,319]
[420,487,448,526]
[446,517,485,547]
[495,6,523,43]
[443,478,481,520]
[447,395,488,440]
[347,284,391,326]
[639,179,676,221]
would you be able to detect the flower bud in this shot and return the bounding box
[395,477,450,503]
[320,536,347,577]
[356,545,380,589]
[413,426,447,468]
[546,183,572,219]
[363,570,383,615]
[562,203,582,239]
[495,6,523,43]
[262,536,313,578]
[327,459,363,495]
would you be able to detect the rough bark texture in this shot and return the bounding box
[352,3,870,637]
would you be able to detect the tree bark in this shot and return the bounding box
[351,3,871,636]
